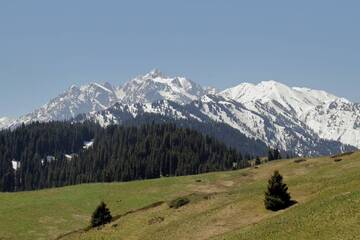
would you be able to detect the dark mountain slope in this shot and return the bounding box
[0,122,248,192]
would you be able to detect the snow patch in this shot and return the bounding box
[12,160,20,170]
[83,140,94,149]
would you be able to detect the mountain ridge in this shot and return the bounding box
[79,95,354,156]
[2,70,359,155]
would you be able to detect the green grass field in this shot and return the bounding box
[1,152,360,240]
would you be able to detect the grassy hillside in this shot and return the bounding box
[1,152,360,240]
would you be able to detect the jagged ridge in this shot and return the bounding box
[2,70,359,156]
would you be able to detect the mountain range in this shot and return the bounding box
[1,69,359,156]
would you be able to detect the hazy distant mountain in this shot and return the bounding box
[2,70,359,155]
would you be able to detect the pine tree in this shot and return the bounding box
[264,170,292,211]
[0,121,249,192]
[273,148,282,160]
[267,149,274,161]
[90,201,113,227]
[255,156,261,165]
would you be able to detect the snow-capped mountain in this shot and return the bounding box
[79,100,194,127]
[220,80,360,149]
[79,95,353,156]
[198,94,355,155]
[302,98,360,147]
[76,99,270,156]
[0,117,14,130]
[117,69,212,105]
[6,69,212,129]
[2,70,359,155]
[220,80,337,116]
[8,82,119,128]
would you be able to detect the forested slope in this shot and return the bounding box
[0,122,249,192]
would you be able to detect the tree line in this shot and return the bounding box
[0,121,252,192]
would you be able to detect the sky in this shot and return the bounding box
[0,0,359,117]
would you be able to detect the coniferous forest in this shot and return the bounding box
[0,121,250,192]
[116,113,268,157]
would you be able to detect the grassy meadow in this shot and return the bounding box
[1,152,360,240]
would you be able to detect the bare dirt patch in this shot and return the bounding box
[189,184,226,194]
[219,180,234,187]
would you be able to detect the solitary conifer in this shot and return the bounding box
[273,148,282,160]
[268,149,274,161]
[90,201,112,227]
[264,170,293,211]
[255,156,261,165]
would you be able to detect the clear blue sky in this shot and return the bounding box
[1,0,359,117]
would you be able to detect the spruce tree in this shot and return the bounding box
[267,149,274,161]
[0,122,248,192]
[264,170,292,211]
[273,148,282,160]
[90,201,112,227]
[255,156,261,165]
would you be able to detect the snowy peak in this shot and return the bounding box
[220,80,360,149]
[2,72,359,154]
[143,68,165,79]
[118,69,209,105]
[5,70,213,128]
[78,94,354,156]
[0,117,14,129]
[10,82,119,127]
[220,80,295,105]
[45,81,118,114]
[221,80,338,115]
